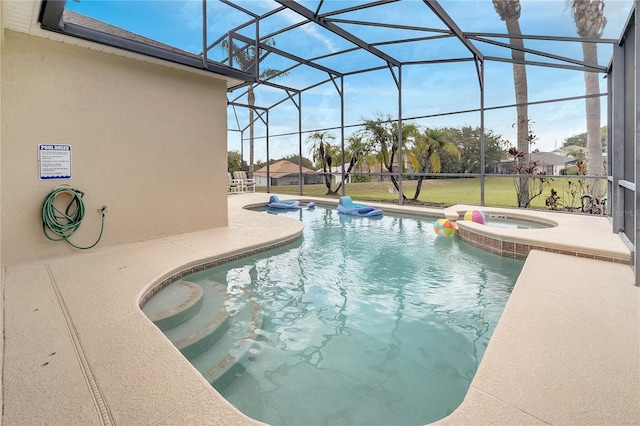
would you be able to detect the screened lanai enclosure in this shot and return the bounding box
[38,0,639,282]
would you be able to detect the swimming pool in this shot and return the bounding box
[148,206,524,425]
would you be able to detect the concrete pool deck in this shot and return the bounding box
[2,192,638,425]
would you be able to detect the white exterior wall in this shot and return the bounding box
[1,30,229,263]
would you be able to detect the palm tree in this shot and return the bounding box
[360,117,419,200]
[410,128,460,201]
[363,151,381,181]
[307,131,336,194]
[328,135,369,192]
[493,0,530,207]
[307,132,365,194]
[222,38,284,175]
[567,149,586,159]
[345,135,367,166]
[571,0,606,199]
[343,135,368,180]
[348,136,381,181]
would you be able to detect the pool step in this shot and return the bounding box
[188,286,263,391]
[142,281,204,331]
[143,279,263,390]
[163,282,231,359]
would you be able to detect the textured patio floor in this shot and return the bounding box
[1,193,638,425]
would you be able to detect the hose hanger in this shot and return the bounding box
[42,186,106,250]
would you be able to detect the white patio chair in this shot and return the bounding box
[228,172,243,193]
[233,171,255,192]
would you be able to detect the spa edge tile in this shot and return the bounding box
[577,252,596,259]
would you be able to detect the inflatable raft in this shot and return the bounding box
[268,195,315,209]
[336,196,383,217]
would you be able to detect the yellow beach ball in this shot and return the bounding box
[433,218,456,237]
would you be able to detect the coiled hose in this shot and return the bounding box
[42,187,105,250]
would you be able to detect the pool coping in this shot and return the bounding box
[138,232,302,309]
[445,205,631,264]
[1,193,638,425]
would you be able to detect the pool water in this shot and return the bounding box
[485,216,549,229]
[182,207,524,425]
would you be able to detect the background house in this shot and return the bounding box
[497,152,576,175]
[318,166,354,185]
[253,160,322,186]
[552,145,586,158]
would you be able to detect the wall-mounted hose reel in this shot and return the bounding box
[42,186,106,250]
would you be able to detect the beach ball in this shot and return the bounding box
[433,218,456,237]
[464,209,487,225]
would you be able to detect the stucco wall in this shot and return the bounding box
[1,7,5,426]
[1,30,229,263]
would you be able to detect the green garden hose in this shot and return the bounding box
[42,187,106,250]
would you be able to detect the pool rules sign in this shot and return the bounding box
[39,144,71,180]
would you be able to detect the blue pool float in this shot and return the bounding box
[268,195,315,209]
[337,196,383,217]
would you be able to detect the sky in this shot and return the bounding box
[66,0,635,162]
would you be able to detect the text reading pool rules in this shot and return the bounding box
[39,144,71,180]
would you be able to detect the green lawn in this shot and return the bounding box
[259,176,606,210]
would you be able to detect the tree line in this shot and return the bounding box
[229,118,509,200]
[304,119,509,200]
[229,119,599,195]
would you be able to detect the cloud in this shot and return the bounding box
[278,8,340,54]
[177,0,202,32]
